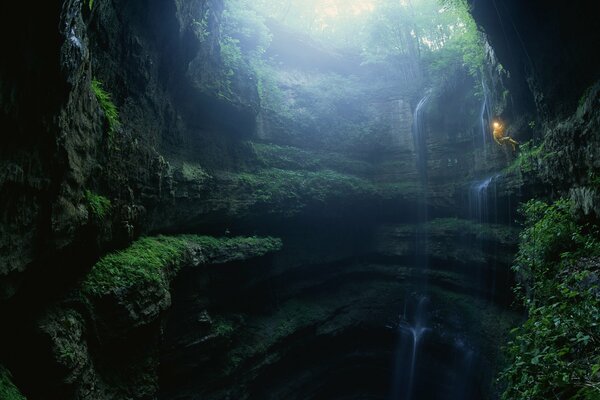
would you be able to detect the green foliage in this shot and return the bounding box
[91,79,120,137]
[223,0,271,56]
[0,366,26,400]
[221,0,272,73]
[578,84,594,109]
[254,65,378,148]
[220,37,244,71]
[84,190,111,220]
[253,60,291,117]
[421,1,485,82]
[192,9,210,42]
[181,162,211,182]
[88,0,94,10]
[500,198,600,399]
[233,168,377,209]
[512,199,587,285]
[504,141,549,176]
[81,235,282,296]
[213,319,235,337]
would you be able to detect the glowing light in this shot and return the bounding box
[493,121,500,128]
[322,6,339,17]
[351,2,375,15]
[316,0,375,19]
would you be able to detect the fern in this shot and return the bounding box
[91,79,120,134]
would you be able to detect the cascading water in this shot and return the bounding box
[390,94,431,400]
[413,93,431,179]
[469,174,500,302]
[469,175,498,223]
[391,295,431,400]
[479,80,492,158]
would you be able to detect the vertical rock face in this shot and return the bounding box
[0,0,98,297]
[469,0,600,118]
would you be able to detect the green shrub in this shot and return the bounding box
[91,79,120,136]
[84,190,111,220]
[500,198,600,399]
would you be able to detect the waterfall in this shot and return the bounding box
[412,94,430,180]
[391,296,430,400]
[469,175,495,223]
[391,93,432,400]
[469,174,499,224]
[479,80,492,157]
[469,174,500,302]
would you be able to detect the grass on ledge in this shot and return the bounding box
[81,235,282,296]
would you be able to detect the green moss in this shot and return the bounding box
[231,168,380,216]
[213,318,235,337]
[91,79,120,137]
[82,236,188,296]
[250,142,374,176]
[82,235,282,296]
[84,190,111,220]
[0,366,26,400]
[88,0,93,10]
[500,198,600,399]
[181,162,211,182]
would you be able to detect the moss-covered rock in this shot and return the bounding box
[376,218,518,265]
[34,234,281,400]
[82,235,282,297]
[0,365,26,400]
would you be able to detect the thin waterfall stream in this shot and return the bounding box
[479,80,492,156]
[390,93,431,400]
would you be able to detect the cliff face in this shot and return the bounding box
[468,2,600,399]
[469,0,600,119]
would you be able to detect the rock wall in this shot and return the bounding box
[469,0,600,119]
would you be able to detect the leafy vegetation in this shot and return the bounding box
[84,190,111,220]
[82,235,282,296]
[181,162,211,182]
[91,79,120,137]
[192,9,211,43]
[500,198,600,399]
[0,365,26,400]
[217,0,487,150]
[504,141,546,175]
